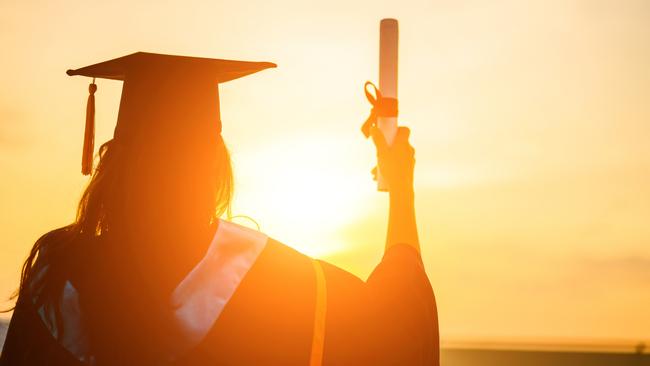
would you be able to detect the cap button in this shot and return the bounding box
[89,81,97,94]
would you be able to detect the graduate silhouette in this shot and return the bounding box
[0,52,439,365]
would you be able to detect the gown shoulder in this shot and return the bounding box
[205,239,438,366]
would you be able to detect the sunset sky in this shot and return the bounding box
[1,0,649,346]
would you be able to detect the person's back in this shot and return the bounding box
[0,52,439,365]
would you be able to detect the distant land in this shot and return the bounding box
[440,348,650,366]
[440,340,650,366]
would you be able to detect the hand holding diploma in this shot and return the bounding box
[370,126,415,195]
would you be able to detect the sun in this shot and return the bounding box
[229,134,372,258]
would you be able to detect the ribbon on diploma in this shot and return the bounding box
[361,81,398,138]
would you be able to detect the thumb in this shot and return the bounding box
[370,126,388,154]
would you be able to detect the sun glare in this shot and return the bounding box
[230,134,372,258]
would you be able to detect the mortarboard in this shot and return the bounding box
[67,52,276,175]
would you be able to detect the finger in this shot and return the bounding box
[371,166,378,181]
[370,126,389,154]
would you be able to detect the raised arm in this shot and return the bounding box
[370,126,420,253]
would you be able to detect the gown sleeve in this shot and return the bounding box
[364,243,439,365]
[319,243,439,366]
[0,297,80,366]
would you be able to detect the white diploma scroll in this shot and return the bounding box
[377,18,398,191]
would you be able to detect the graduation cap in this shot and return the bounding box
[67,52,276,175]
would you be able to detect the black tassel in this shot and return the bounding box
[82,80,97,175]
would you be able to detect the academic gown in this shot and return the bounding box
[0,220,439,365]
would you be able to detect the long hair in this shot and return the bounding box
[6,132,233,360]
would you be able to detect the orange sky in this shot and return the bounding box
[1,0,649,345]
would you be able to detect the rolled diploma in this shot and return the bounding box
[377,18,399,191]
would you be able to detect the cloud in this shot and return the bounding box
[579,254,650,284]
